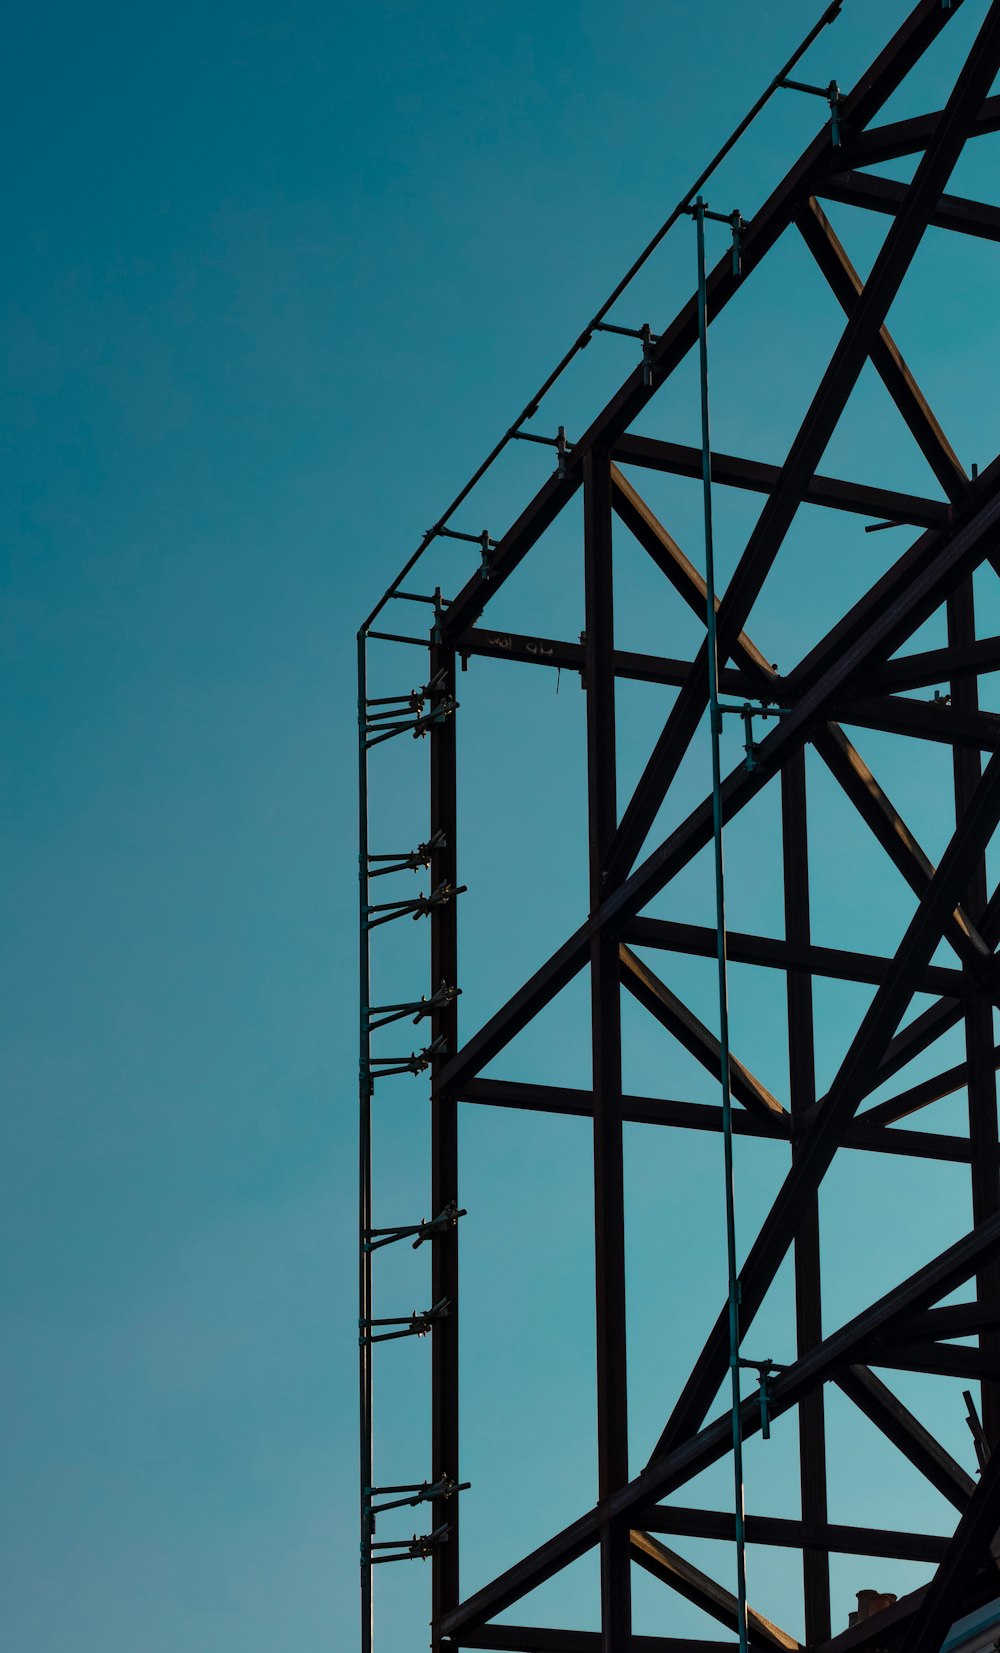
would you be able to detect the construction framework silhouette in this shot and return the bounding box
[357,2,1000,1647]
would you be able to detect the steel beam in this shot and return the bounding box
[641,1504,949,1564]
[439,1,961,649]
[651,743,1000,1463]
[948,576,1000,1444]
[430,640,461,1638]
[613,434,950,528]
[584,448,631,1650]
[820,168,1000,242]
[440,1219,1000,1639]
[629,1532,797,1649]
[796,196,967,504]
[602,23,1000,888]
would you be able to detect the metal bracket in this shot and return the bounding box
[594,321,661,386]
[365,1201,467,1254]
[716,700,788,771]
[366,880,467,929]
[364,672,458,749]
[511,425,575,477]
[739,1357,788,1440]
[361,1295,451,1345]
[364,1473,471,1525]
[435,524,497,579]
[369,1522,451,1564]
[685,201,746,277]
[368,1033,448,1081]
[366,829,446,880]
[779,75,843,146]
[366,981,461,1033]
[964,1388,992,1472]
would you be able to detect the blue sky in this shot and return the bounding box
[5,1,1000,1648]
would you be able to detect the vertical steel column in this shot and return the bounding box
[357,632,374,1653]
[430,637,461,1644]
[947,577,1000,1445]
[694,197,749,1653]
[583,447,631,1652]
[781,749,831,1642]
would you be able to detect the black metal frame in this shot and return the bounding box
[358,3,1000,1646]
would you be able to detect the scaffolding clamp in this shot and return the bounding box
[368,1034,448,1082]
[366,981,461,1034]
[435,525,497,580]
[364,1474,471,1525]
[594,321,661,386]
[369,1522,451,1564]
[739,1357,787,1440]
[779,75,843,146]
[717,700,788,771]
[362,1296,451,1345]
[366,880,466,929]
[364,672,458,749]
[365,1201,467,1254]
[367,829,446,879]
[684,201,746,277]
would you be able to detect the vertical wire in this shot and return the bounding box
[694,198,749,1653]
[358,631,374,1653]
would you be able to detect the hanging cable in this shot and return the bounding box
[692,196,749,1653]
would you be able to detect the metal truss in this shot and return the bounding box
[358,2,1000,1647]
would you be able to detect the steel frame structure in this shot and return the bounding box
[358,3,1000,1647]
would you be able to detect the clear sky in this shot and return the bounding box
[5,2,1000,1650]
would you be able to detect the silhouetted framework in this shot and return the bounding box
[358,2,1000,1647]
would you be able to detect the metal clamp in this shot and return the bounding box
[779,75,843,146]
[738,1357,788,1440]
[366,880,467,929]
[366,981,461,1033]
[368,1033,448,1081]
[716,700,788,772]
[369,1522,451,1564]
[594,321,661,386]
[435,524,497,579]
[365,1201,467,1254]
[363,671,458,749]
[685,201,746,277]
[364,1474,471,1524]
[366,829,446,879]
[361,1295,451,1345]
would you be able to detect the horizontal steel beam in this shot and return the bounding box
[625,915,966,998]
[458,1077,978,1162]
[619,944,785,1120]
[640,1504,948,1563]
[820,168,1000,241]
[449,1631,738,1653]
[440,1217,1000,1638]
[613,434,950,527]
[859,634,1000,694]
[842,91,1000,167]
[455,625,752,694]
